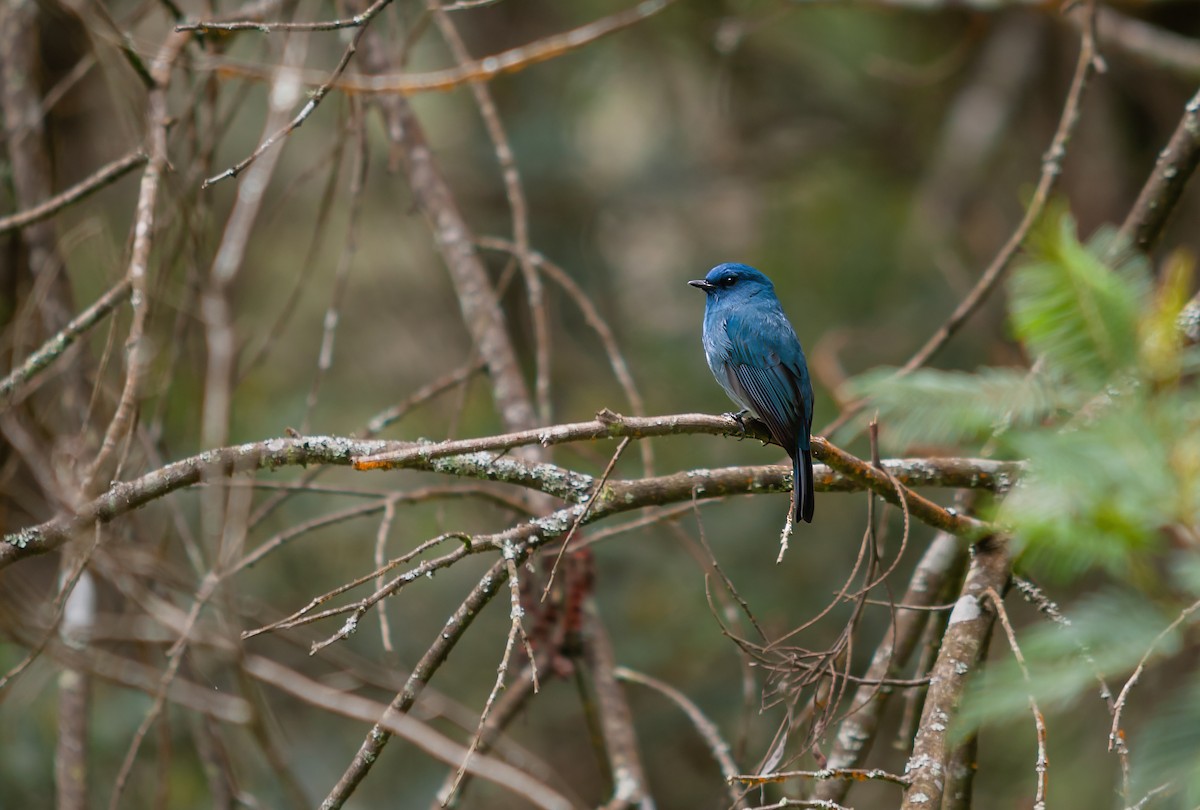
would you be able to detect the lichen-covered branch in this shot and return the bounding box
[2,423,1017,568]
[900,536,1012,810]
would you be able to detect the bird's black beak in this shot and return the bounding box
[688,279,715,292]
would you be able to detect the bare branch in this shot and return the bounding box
[617,667,746,809]
[983,587,1049,810]
[900,536,1012,810]
[432,9,551,424]
[585,603,654,810]
[178,0,390,33]
[0,279,131,408]
[1108,596,1200,755]
[201,2,387,188]
[823,0,1103,435]
[3,422,1017,569]
[85,31,189,494]
[813,531,967,804]
[243,655,574,810]
[1091,8,1200,80]
[320,558,513,809]
[208,0,677,97]
[0,148,146,235]
[732,768,910,789]
[896,0,1101,376]
[1117,85,1200,254]
[477,237,652,473]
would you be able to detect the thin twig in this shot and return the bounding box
[433,9,551,424]
[201,1,388,188]
[441,556,538,806]
[812,532,966,805]
[303,105,368,431]
[898,0,1100,375]
[237,136,348,381]
[541,437,630,600]
[477,237,653,473]
[365,361,486,435]
[242,655,572,810]
[373,500,398,652]
[1108,596,1200,755]
[320,558,514,809]
[433,656,560,809]
[745,801,850,810]
[296,533,476,650]
[107,571,223,810]
[732,768,910,788]
[983,587,1048,810]
[0,148,146,235]
[616,667,747,809]
[208,0,677,97]
[0,279,131,408]
[0,529,100,693]
[1090,8,1200,79]
[823,0,1103,436]
[178,0,389,32]
[440,0,503,9]
[1011,575,1129,794]
[85,31,189,494]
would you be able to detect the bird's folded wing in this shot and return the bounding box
[723,307,812,451]
[730,362,804,452]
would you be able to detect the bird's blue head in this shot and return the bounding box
[688,263,776,303]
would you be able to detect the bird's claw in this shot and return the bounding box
[725,408,751,439]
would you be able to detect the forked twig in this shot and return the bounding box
[541,437,631,600]
[983,587,1048,810]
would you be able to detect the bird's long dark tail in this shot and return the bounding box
[793,445,814,524]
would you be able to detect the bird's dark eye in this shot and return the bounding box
[721,276,736,286]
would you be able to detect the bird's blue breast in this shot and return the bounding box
[701,310,744,409]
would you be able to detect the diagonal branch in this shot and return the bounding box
[1116,84,1200,254]
[356,10,538,439]
[319,557,514,809]
[0,279,132,408]
[895,0,1101,377]
[900,536,1012,810]
[243,655,574,810]
[0,148,146,235]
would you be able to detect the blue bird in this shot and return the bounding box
[689,263,815,523]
